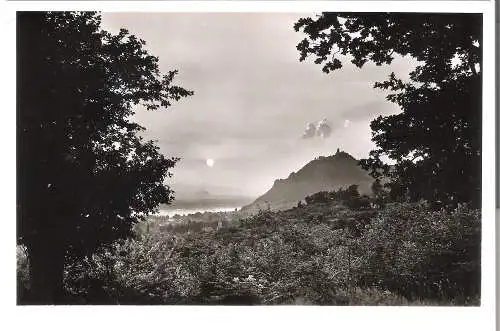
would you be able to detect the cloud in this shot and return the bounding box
[301,123,317,139]
[316,118,332,138]
[301,118,332,139]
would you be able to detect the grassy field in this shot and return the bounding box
[17,200,480,305]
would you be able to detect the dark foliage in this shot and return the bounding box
[304,185,373,211]
[17,11,192,303]
[295,13,482,207]
[17,202,480,305]
[305,191,330,205]
[353,202,480,301]
[344,195,372,211]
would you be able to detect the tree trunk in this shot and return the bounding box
[25,239,66,304]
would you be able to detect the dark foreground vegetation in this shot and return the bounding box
[17,199,480,305]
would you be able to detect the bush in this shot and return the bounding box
[344,195,371,210]
[17,246,30,303]
[63,235,202,304]
[353,202,480,303]
[305,191,331,205]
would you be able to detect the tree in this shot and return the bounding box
[371,178,383,198]
[342,185,363,209]
[345,184,360,199]
[305,191,330,205]
[294,13,481,207]
[371,178,387,208]
[18,12,193,303]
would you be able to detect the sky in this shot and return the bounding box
[100,13,416,202]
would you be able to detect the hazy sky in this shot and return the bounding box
[101,13,416,199]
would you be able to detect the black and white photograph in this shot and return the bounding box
[9,0,496,325]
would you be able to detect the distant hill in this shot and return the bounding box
[242,149,374,213]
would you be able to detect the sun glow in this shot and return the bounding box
[206,158,215,167]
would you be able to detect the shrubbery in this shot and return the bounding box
[304,185,375,211]
[304,191,330,205]
[17,246,30,303]
[353,202,480,303]
[17,202,480,305]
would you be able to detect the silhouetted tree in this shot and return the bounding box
[371,178,383,198]
[341,185,364,209]
[18,12,192,303]
[370,178,386,208]
[295,13,481,207]
[305,191,331,205]
[345,184,360,199]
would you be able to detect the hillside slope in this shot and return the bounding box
[242,150,374,212]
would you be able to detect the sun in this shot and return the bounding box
[206,158,215,167]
